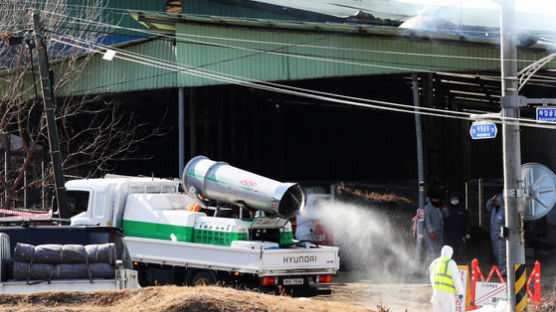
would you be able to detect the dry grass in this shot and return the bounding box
[0,285,378,312]
[336,183,412,204]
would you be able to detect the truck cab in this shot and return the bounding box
[67,176,183,228]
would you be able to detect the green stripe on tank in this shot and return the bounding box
[122,220,194,242]
[187,172,231,185]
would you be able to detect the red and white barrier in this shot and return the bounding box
[526,261,541,308]
[0,209,51,219]
[469,259,541,310]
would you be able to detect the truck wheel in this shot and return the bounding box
[190,270,217,286]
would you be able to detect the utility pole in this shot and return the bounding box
[178,87,185,179]
[412,75,425,213]
[32,13,70,218]
[500,0,525,310]
[411,74,425,264]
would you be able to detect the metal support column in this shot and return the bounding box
[189,88,196,157]
[412,74,425,212]
[478,178,484,228]
[500,1,525,310]
[412,74,425,265]
[178,87,185,178]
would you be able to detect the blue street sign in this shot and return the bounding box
[536,107,556,123]
[470,122,497,140]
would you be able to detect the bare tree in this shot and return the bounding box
[0,1,166,211]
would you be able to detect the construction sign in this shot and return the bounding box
[456,265,471,312]
[474,281,507,306]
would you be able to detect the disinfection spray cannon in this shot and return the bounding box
[182,156,305,219]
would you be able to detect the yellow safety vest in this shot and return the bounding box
[431,257,456,293]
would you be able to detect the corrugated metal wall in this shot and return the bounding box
[174,22,555,88]
[62,39,177,96]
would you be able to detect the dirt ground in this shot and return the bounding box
[1,279,555,312]
[0,269,553,312]
[320,282,432,312]
[0,285,377,312]
[0,275,434,312]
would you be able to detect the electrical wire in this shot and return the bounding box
[43,15,556,87]
[41,17,463,75]
[45,17,556,87]
[7,8,552,128]
[48,33,556,131]
[39,9,556,86]
[39,9,546,65]
[50,32,471,116]
[10,0,503,34]
[0,8,550,89]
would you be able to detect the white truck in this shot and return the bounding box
[64,156,339,288]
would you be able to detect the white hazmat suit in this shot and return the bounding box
[429,245,465,312]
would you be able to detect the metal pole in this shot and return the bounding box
[24,169,27,210]
[178,87,185,178]
[465,181,469,211]
[189,88,196,157]
[41,161,45,210]
[412,74,426,265]
[478,178,483,228]
[412,74,425,211]
[33,13,69,218]
[500,1,525,310]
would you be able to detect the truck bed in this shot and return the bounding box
[0,269,139,293]
[124,237,339,276]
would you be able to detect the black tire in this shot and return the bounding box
[190,270,217,286]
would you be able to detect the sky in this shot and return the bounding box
[400,0,554,13]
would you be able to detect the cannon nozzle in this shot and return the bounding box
[182,156,304,219]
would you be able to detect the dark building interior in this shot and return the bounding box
[111,72,556,197]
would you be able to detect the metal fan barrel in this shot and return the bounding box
[182,156,305,219]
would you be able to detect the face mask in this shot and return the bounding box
[451,199,459,206]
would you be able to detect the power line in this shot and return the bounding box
[49,34,480,120]
[39,9,556,86]
[14,9,546,128]
[40,9,546,66]
[48,33,556,131]
[45,18,556,87]
[43,14,556,87]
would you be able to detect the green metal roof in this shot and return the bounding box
[180,0,328,22]
[62,12,556,95]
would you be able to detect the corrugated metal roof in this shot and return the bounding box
[242,0,414,20]
[240,0,556,32]
[181,0,327,22]
[129,11,498,44]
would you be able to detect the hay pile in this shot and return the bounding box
[0,286,379,312]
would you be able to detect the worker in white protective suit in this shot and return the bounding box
[429,245,465,312]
